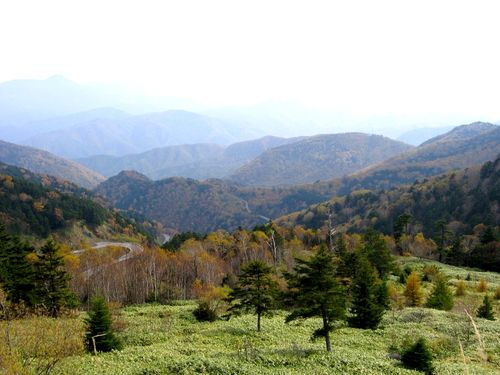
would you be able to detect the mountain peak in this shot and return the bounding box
[421,122,498,146]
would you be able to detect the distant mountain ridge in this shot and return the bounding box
[0,140,105,189]
[228,133,413,186]
[22,110,255,158]
[77,136,303,180]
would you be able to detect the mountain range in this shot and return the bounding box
[92,122,500,232]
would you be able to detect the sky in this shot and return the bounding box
[1,0,500,119]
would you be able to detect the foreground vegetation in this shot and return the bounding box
[1,258,498,375]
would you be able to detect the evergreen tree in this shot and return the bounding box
[434,219,450,262]
[477,295,495,320]
[284,245,346,352]
[85,296,122,353]
[480,226,498,244]
[404,271,423,306]
[446,236,466,266]
[348,255,385,329]
[426,275,454,311]
[33,239,77,316]
[360,229,394,278]
[394,213,412,255]
[0,226,36,305]
[335,234,355,278]
[401,337,434,375]
[226,260,278,331]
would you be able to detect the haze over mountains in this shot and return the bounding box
[0,76,482,152]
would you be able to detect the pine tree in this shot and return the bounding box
[85,296,122,353]
[404,271,423,306]
[426,275,454,311]
[284,244,346,352]
[33,239,77,316]
[226,260,278,331]
[348,255,386,329]
[360,229,394,278]
[477,295,495,320]
[401,337,434,375]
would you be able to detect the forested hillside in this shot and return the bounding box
[0,163,156,241]
[0,140,105,189]
[281,156,500,234]
[229,133,413,186]
[95,171,265,232]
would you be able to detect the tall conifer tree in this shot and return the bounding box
[284,245,346,352]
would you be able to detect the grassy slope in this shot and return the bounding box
[55,258,500,375]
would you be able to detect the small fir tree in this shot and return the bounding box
[85,296,122,353]
[426,275,453,310]
[404,271,423,306]
[348,255,386,329]
[33,239,77,316]
[226,260,278,331]
[284,244,346,352]
[477,295,495,320]
[401,337,434,375]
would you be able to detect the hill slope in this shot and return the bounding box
[278,156,500,239]
[229,133,413,186]
[0,140,105,189]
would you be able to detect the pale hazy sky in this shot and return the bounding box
[1,0,499,118]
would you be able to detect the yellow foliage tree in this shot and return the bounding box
[404,271,423,306]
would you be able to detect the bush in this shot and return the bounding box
[193,301,219,322]
[400,337,434,374]
[193,286,230,322]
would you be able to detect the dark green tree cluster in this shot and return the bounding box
[0,174,107,237]
[0,225,76,316]
[226,230,394,352]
